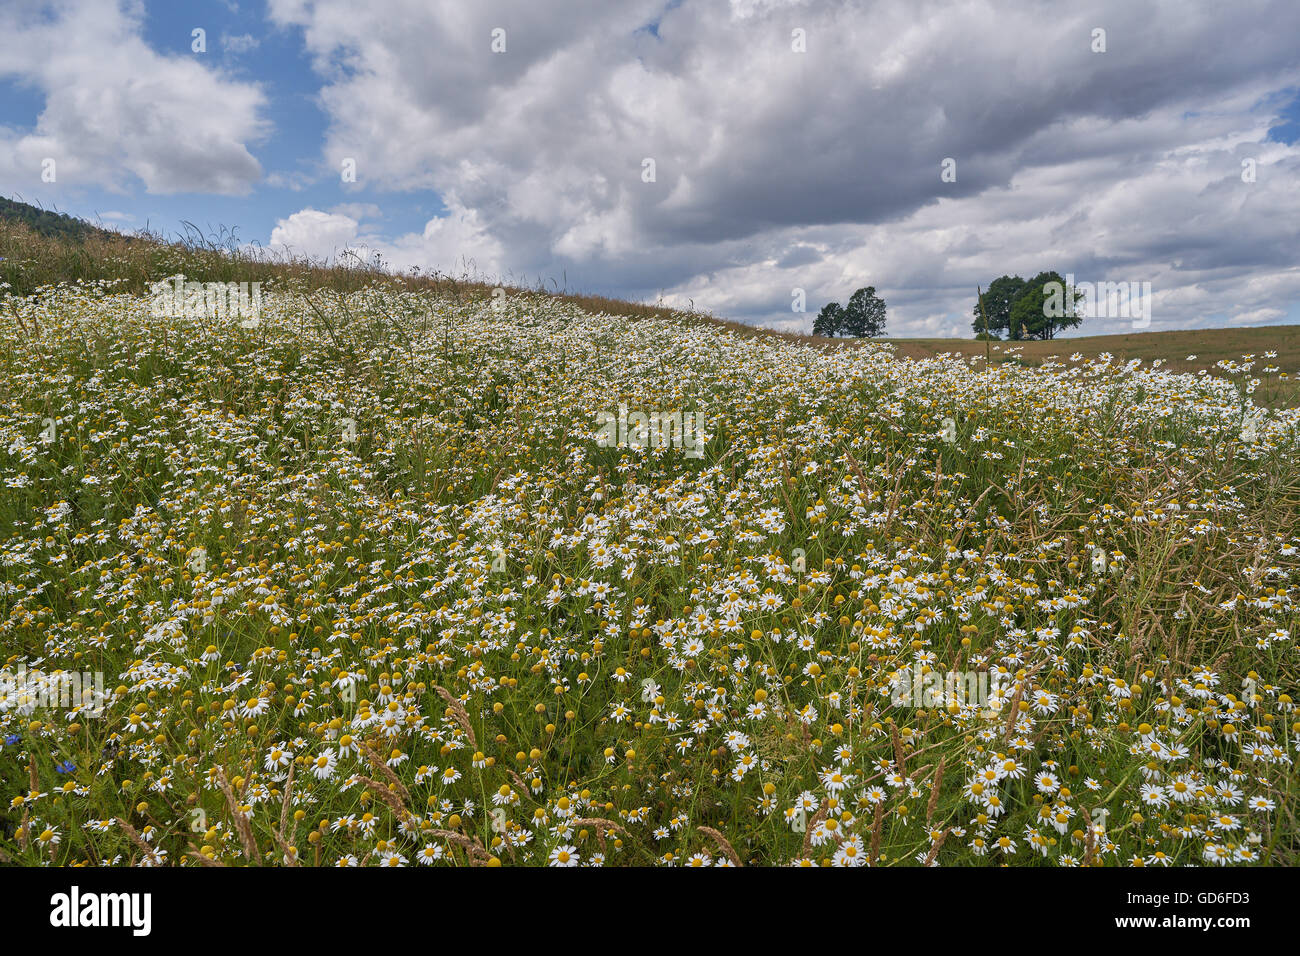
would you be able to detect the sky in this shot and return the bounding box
[2,0,1299,336]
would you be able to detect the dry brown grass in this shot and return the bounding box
[882,327,1300,372]
[877,329,1300,405]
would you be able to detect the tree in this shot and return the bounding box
[812,302,845,337]
[1008,271,1084,340]
[841,286,887,338]
[972,275,1026,339]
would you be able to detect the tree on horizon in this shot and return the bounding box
[1008,271,1084,340]
[812,301,845,337]
[972,275,1027,339]
[842,286,887,338]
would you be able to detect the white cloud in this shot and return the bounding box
[329,203,383,223]
[260,0,1300,334]
[267,202,505,277]
[5,0,1292,337]
[267,209,363,260]
[0,0,269,195]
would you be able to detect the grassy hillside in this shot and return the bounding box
[0,200,695,328]
[0,215,1298,866]
[3,196,1295,392]
[6,197,1294,354]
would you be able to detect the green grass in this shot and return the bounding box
[0,212,1298,867]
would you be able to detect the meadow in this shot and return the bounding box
[1,243,1298,866]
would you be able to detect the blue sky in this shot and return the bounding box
[3,0,1300,335]
[1267,87,1300,146]
[2,0,440,245]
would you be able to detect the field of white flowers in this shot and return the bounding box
[2,280,1297,866]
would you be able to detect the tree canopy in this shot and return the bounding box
[975,271,1084,340]
[812,301,845,337]
[1007,271,1083,340]
[814,287,886,338]
[972,275,1027,338]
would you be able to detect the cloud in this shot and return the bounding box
[1229,307,1286,326]
[267,202,505,276]
[329,202,383,223]
[0,0,269,195]
[259,0,1300,334]
[267,208,362,260]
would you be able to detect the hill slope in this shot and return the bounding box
[0,281,1297,865]
[0,196,121,242]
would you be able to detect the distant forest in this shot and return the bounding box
[0,196,121,242]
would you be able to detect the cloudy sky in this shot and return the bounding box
[3,0,1299,335]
